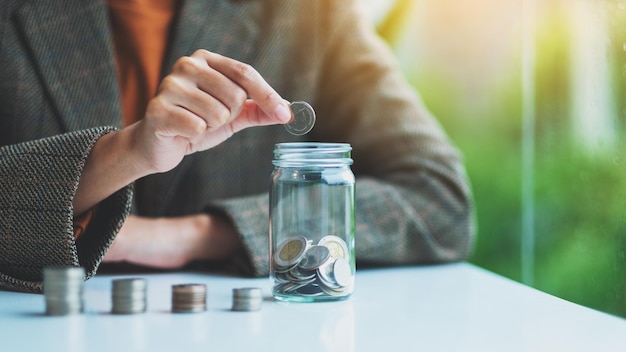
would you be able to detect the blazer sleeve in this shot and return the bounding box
[210,0,476,277]
[0,127,132,293]
[310,0,477,266]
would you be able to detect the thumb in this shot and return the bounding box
[230,99,292,133]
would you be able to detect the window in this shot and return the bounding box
[363,0,626,318]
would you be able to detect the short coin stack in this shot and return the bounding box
[231,287,262,311]
[171,284,207,313]
[111,278,147,314]
[272,235,353,297]
[43,266,85,316]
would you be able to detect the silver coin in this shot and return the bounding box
[316,259,337,287]
[295,284,324,296]
[43,286,84,296]
[232,301,262,312]
[112,303,147,315]
[45,301,84,316]
[172,284,207,313]
[113,278,147,291]
[172,283,207,294]
[43,266,86,280]
[273,271,291,283]
[233,287,262,298]
[318,235,350,261]
[274,236,308,269]
[232,287,263,311]
[112,299,147,308]
[112,278,147,314]
[273,262,298,273]
[275,281,305,293]
[172,305,206,313]
[287,267,316,282]
[273,282,296,293]
[318,280,353,297]
[43,266,85,316]
[284,270,307,283]
[284,101,315,135]
[332,258,353,287]
[112,291,147,300]
[298,245,331,271]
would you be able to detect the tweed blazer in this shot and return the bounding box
[0,0,475,292]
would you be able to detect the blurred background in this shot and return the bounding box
[359,0,626,318]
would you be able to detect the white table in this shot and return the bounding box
[0,263,623,352]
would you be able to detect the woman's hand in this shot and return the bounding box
[103,214,241,268]
[74,50,290,215]
[127,49,292,175]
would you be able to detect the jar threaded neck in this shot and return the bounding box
[273,142,353,167]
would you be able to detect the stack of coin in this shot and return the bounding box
[272,235,353,297]
[43,266,85,316]
[171,284,207,313]
[111,278,147,314]
[231,287,262,311]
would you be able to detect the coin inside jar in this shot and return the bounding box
[318,235,350,261]
[298,245,331,271]
[274,236,308,270]
[332,258,352,287]
[284,101,315,135]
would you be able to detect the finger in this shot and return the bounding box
[147,96,209,140]
[159,75,232,130]
[194,50,292,123]
[172,55,247,122]
[229,99,288,133]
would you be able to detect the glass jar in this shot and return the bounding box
[269,142,355,302]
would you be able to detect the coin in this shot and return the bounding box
[232,287,263,312]
[112,278,147,291]
[172,284,207,313]
[319,280,353,297]
[233,287,262,299]
[272,235,354,299]
[316,259,337,288]
[284,101,315,135]
[274,236,308,269]
[112,278,147,314]
[43,266,85,281]
[273,271,291,283]
[43,266,85,316]
[332,258,352,287]
[295,284,324,296]
[318,235,350,261]
[298,245,331,271]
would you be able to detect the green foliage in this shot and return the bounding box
[400,0,626,318]
[533,142,626,316]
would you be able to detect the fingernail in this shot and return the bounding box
[275,104,293,123]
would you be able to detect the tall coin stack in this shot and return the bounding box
[171,284,207,313]
[43,266,85,316]
[111,278,147,314]
[231,287,262,312]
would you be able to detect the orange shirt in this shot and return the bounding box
[108,0,177,126]
[74,1,176,239]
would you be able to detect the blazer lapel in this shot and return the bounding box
[16,0,261,216]
[163,0,260,73]
[15,0,122,132]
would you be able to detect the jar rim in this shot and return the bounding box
[274,142,352,152]
[273,142,352,166]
